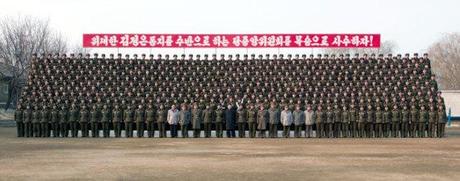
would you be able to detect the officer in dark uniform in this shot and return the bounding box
[40,106,50,137]
[90,105,99,138]
[112,105,123,138]
[101,105,111,138]
[80,105,90,137]
[135,105,145,138]
[156,105,167,138]
[69,104,79,137]
[124,106,134,138]
[15,105,24,137]
[145,104,155,138]
[59,106,69,137]
[203,105,214,138]
[215,106,224,138]
[32,106,41,137]
[50,105,59,137]
[247,104,258,138]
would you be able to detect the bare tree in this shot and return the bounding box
[323,40,398,55]
[0,16,68,109]
[428,33,460,90]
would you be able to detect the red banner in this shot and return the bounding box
[83,34,380,48]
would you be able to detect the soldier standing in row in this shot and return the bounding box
[437,106,446,138]
[326,106,334,138]
[293,105,305,138]
[59,106,68,137]
[257,104,268,138]
[191,103,202,138]
[32,106,41,137]
[112,105,122,138]
[225,104,236,138]
[215,106,224,138]
[341,106,350,138]
[24,106,32,137]
[102,105,111,138]
[50,106,59,137]
[410,105,419,138]
[145,105,155,138]
[375,106,383,138]
[135,105,145,138]
[157,105,167,138]
[15,106,24,137]
[349,105,357,138]
[383,107,391,137]
[69,104,79,137]
[40,106,50,137]
[80,106,89,137]
[357,107,366,138]
[428,106,436,138]
[236,105,247,138]
[401,106,410,138]
[391,105,400,138]
[124,106,134,138]
[247,104,257,138]
[366,105,374,138]
[316,106,325,138]
[203,105,213,138]
[90,106,99,137]
[419,106,428,138]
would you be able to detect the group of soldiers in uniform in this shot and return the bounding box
[14,52,447,138]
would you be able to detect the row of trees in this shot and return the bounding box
[0,16,459,110]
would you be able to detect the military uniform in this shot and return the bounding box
[40,107,50,137]
[215,108,224,138]
[257,108,268,138]
[179,108,191,138]
[428,107,436,138]
[268,107,280,138]
[59,107,69,137]
[401,108,409,138]
[203,107,214,138]
[437,107,446,138]
[375,107,383,138]
[90,106,100,137]
[293,108,305,138]
[410,106,419,138]
[247,107,258,138]
[391,108,400,138]
[32,107,41,137]
[15,107,24,137]
[236,108,247,138]
[101,106,112,138]
[80,106,90,137]
[326,108,334,138]
[383,107,391,138]
[50,107,59,137]
[124,107,134,138]
[145,106,155,138]
[156,106,167,138]
[135,106,145,138]
[69,106,79,137]
[419,107,428,138]
[191,107,203,138]
[357,108,366,138]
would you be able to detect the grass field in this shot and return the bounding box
[0,127,459,181]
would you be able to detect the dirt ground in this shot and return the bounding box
[1,127,460,181]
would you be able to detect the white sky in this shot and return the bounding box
[1,0,459,55]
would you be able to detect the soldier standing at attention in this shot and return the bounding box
[135,105,146,138]
[316,106,325,138]
[419,106,428,138]
[24,106,32,137]
[145,104,155,138]
[32,106,41,137]
[280,105,293,138]
[257,104,268,138]
[215,106,224,138]
[391,105,401,138]
[191,103,203,138]
[437,105,446,138]
[236,104,247,138]
[80,105,90,137]
[59,106,69,137]
[247,104,258,138]
[401,106,410,138]
[178,104,190,138]
[50,105,59,137]
[326,106,334,138]
[69,104,79,138]
[112,105,123,138]
[293,104,305,138]
[349,105,357,138]
[375,106,383,138]
[334,105,342,138]
[90,105,100,138]
[268,103,280,138]
[366,105,374,138]
[15,105,24,137]
[341,106,350,138]
[357,107,366,138]
[304,105,314,138]
[410,105,419,138]
[383,106,391,138]
[428,106,437,138]
[40,106,50,137]
[101,105,111,138]
[124,106,135,138]
[203,105,214,138]
[157,105,167,138]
